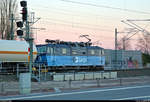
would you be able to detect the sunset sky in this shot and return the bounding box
[18,0,150,49]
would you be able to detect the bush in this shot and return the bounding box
[142,53,150,66]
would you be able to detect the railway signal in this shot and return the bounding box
[20,1,27,22]
[16,21,24,36]
[19,1,33,74]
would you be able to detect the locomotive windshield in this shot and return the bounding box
[37,46,47,53]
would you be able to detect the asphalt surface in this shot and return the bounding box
[1,84,150,100]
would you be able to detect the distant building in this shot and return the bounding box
[104,49,143,70]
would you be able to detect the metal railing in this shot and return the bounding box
[0,76,150,96]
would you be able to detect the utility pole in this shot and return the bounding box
[122,38,125,50]
[26,9,33,74]
[115,28,118,51]
[10,14,14,40]
[26,21,34,73]
[20,1,33,73]
[115,28,118,69]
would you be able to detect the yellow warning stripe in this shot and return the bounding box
[0,51,37,55]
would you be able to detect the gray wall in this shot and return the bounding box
[104,49,143,70]
[105,69,150,78]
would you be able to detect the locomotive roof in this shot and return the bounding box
[36,39,103,49]
[36,43,103,49]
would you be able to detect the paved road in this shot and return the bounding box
[1,84,150,100]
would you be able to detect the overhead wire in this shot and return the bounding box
[33,1,145,36]
[34,5,124,21]
[43,17,113,29]
[45,28,114,40]
[34,0,150,49]
[60,0,150,15]
[35,0,150,37]
[37,0,147,43]
[44,20,114,32]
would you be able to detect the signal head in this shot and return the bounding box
[17,29,24,36]
[16,21,23,28]
[20,1,27,7]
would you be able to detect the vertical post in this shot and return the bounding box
[115,28,118,69]
[10,14,14,40]
[26,21,29,39]
[0,62,2,71]
[28,38,34,73]
[120,78,122,86]
[44,65,47,81]
[17,64,19,78]
[1,10,3,39]
[69,78,72,88]
[24,5,33,74]
[121,50,124,69]
[39,64,41,82]
[123,38,125,50]
[115,28,118,51]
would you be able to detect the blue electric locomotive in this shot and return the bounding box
[35,39,105,70]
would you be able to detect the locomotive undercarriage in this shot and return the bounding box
[0,62,104,75]
[45,66,104,73]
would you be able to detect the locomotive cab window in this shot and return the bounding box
[47,47,54,54]
[37,47,40,53]
[62,48,67,55]
[42,46,47,53]
[101,50,104,55]
[72,50,77,55]
[37,46,46,53]
[47,47,51,53]
[99,50,102,55]
[91,50,95,55]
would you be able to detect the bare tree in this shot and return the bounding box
[136,34,150,54]
[117,36,131,50]
[0,0,18,40]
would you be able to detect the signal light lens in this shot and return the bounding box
[16,21,23,28]
[21,7,27,21]
[20,1,27,7]
[17,30,24,36]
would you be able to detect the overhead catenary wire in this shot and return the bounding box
[44,20,114,32]
[60,0,150,15]
[45,28,115,40]
[37,20,115,40]
[35,0,150,36]
[32,1,150,37]
[34,5,125,22]
[43,17,113,29]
